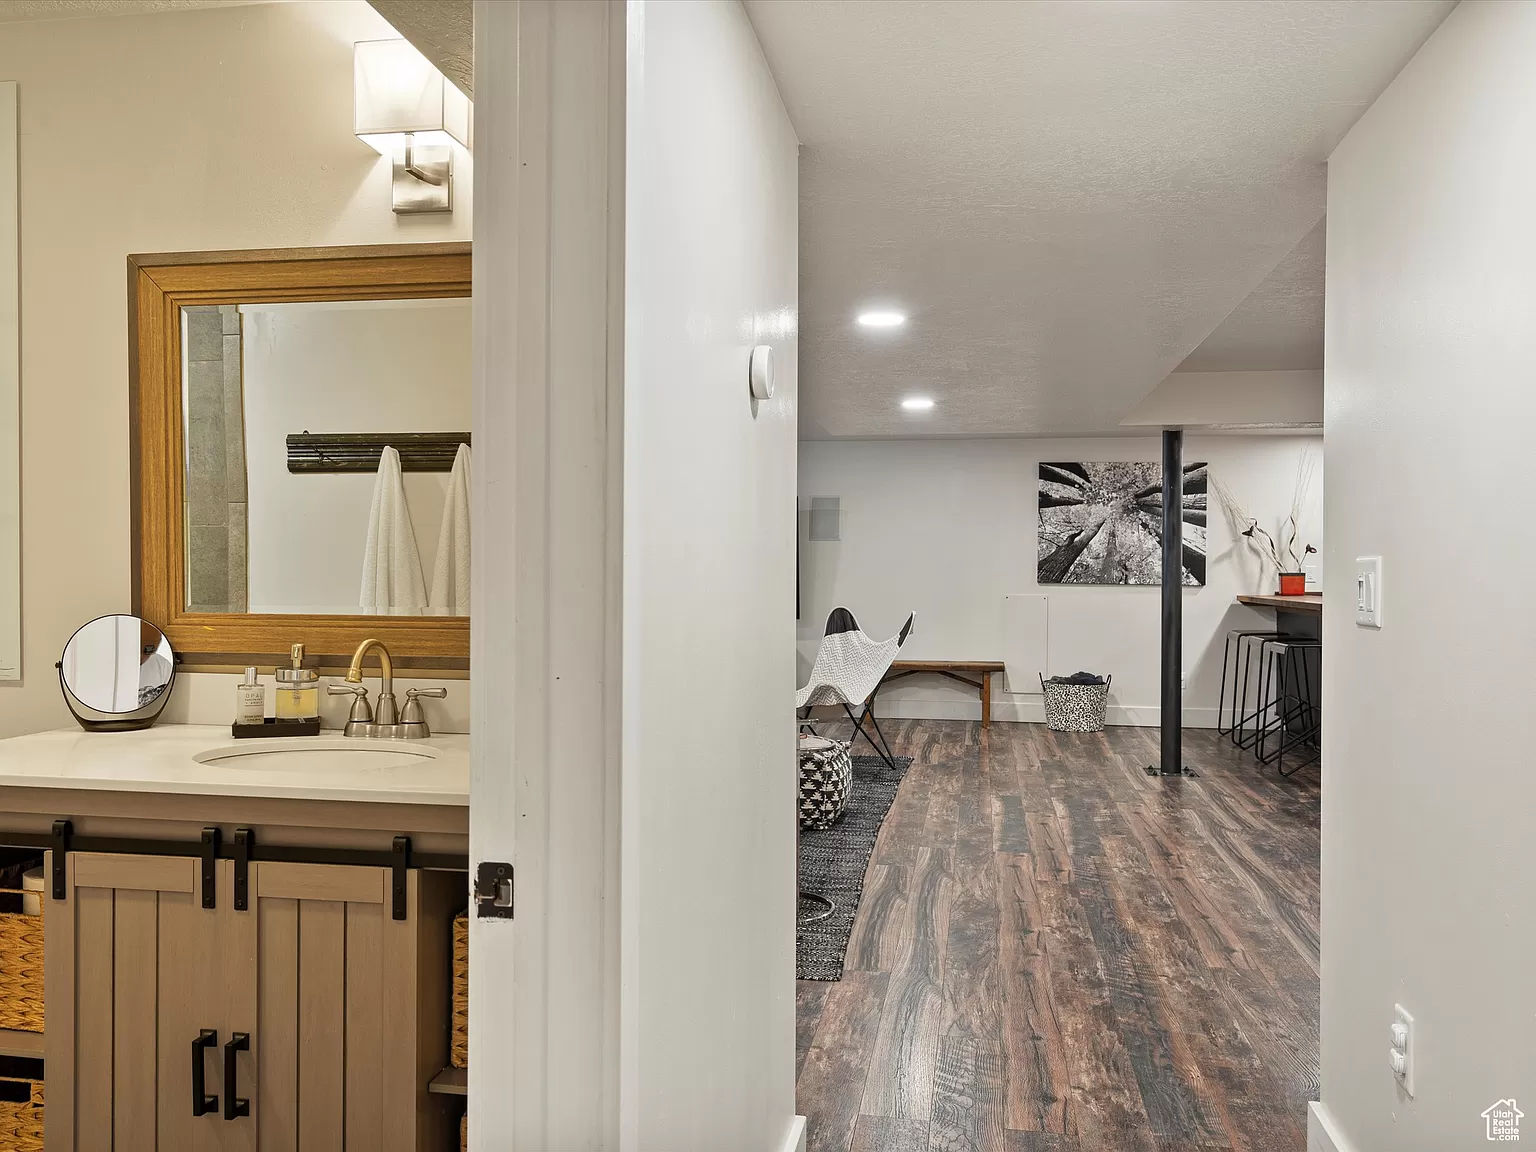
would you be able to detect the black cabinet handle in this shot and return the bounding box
[192,1029,218,1116]
[223,1032,250,1120]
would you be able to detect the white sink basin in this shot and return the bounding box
[194,738,439,773]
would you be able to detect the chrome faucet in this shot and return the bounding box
[325,639,447,740]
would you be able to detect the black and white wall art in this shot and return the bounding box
[1038,461,1208,585]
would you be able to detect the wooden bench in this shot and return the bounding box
[876,660,1007,728]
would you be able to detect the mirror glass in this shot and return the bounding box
[181,296,471,617]
[60,615,175,714]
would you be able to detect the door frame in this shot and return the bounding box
[468,2,626,1148]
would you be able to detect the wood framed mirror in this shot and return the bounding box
[130,243,471,672]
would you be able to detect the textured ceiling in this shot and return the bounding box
[367,0,472,97]
[743,0,1452,438]
[0,0,268,20]
[0,2,474,99]
[1178,219,1326,373]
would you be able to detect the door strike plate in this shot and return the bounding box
[474,861,514,919]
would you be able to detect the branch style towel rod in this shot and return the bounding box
[286,432,471,474]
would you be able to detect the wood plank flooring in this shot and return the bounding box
[796,721,1320,1152]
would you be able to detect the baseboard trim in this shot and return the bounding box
[838,697,1221,729]
[779,1115,806,1152]
[1308,1102,1356,1152]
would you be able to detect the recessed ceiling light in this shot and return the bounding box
[857,310,906,328]
[901,397,935,411]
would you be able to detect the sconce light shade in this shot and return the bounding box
[354,38,470,213]
[355,38,469,153]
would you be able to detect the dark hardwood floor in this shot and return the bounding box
[796,720,1320,1152]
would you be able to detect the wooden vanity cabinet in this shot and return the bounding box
[44,851,459,1151]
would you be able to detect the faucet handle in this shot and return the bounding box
[328,681,374,734]
[399,687,445,732]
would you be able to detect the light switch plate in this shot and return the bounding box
[1355,556,1383,628]
[1392,1003,1415,1096]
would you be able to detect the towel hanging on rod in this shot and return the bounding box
[287,432,471,474]
[360,445,428,614]
[429,443,472,616]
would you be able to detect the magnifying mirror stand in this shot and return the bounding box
[56,614,179,732]
[58,661,177,731]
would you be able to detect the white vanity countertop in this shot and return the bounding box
[0,725,468,807]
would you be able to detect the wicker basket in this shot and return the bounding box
[0,889,44,1035]
[0,1077,43,1151]
[451,913,468,1069]
[460,1112,466,1152]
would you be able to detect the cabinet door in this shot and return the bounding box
[233,861,436,1152]
[44,851,234,1152]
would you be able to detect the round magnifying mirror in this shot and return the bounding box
[58,615,177,731]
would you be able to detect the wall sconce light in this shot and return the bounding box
[354,38,471,215]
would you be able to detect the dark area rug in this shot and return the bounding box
[797,754,913,981]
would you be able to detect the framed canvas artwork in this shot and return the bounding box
[1038,460,1207,586]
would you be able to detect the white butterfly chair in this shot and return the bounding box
[797,607,915,767]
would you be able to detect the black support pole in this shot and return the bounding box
[1159,429,1184,776]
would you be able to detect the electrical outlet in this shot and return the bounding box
[1391,1004,1415,1096]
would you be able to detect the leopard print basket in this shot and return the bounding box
[1039,674,1111,733]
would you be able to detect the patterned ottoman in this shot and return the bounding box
[798,734,853,829]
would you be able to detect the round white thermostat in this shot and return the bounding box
[750,344,775,400]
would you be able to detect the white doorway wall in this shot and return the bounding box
[1318,3,1536,1149]
[621,1,801,1148]
[469,2,801,1149]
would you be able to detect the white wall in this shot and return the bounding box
[623,2,800,1149]
[1319,3,1536,1149]
[799,434,1322,727]
[243,299,471,614]
[0,1,470,739]
[0,82,16,683]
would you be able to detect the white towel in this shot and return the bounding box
[360,446,427,614]
[429,443,471,615]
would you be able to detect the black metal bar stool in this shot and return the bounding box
[1220,629,1285,735]
[1263,641,1322,776]
[1230,631,1295,750]
[1234,636,1308,754]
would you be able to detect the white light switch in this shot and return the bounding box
[1392,1004,1415,1096]
[1355,556,1383,628]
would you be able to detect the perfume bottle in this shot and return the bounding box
[235,666,265,725]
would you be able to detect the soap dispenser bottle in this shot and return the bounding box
[274,643,320,720]
[235,666,266,724]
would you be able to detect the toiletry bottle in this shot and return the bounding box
[275,643,320,719]
[236,666,266,724]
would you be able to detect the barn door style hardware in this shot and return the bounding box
[50,820,71,900]
[201,827,221,909]
[10,823,465,914]
[392,837,412,921]
[474,860,514,919]
[233,827,252,911]
[192,1029,219,1117]
[223,1032,251,1120]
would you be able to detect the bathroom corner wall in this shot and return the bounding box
[0,0,470,738]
